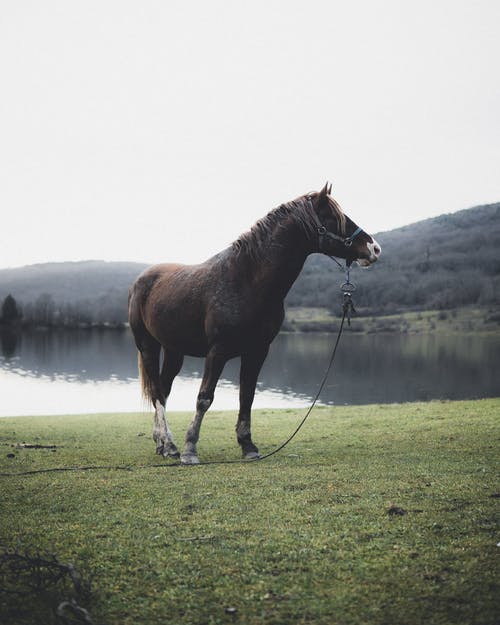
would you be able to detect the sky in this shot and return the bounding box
[1,0,499,269]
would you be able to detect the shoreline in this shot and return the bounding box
[1,396,499,421]
[2,306,500,336]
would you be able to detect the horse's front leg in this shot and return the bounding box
[181,346,228,465]
[237,345,269,459]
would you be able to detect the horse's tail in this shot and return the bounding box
[137,351,154,404]
[129,281,158,406]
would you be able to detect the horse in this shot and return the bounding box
[128,183,381,464]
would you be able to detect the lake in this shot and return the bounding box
[0,327,499,417]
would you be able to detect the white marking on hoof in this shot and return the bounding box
[162,445,180,459]
[244,451,261,460]
[153,400,178,457]
[180,453,200,465]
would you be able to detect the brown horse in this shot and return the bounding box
[128,183,381,464]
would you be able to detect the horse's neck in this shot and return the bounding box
[249,225,311,300]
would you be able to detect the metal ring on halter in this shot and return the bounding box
[317,226,327,235]
[341,281,356,294]
[343,227,363,247]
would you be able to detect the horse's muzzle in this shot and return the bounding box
[358,239,381,267]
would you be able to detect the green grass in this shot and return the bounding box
[1,400,499,625]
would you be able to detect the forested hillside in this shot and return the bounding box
[288,202,500,314]
[0,261,146,326]
[0,202,498,327]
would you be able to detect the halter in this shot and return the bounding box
[308,200,364,252]
[317,223,363,249]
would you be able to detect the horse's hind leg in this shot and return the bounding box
[156,350,184,456]
[138,340,179,458]
[236,346,269,459]
[160,350,184,401]
[153,400,179,458]
[129,289,179,458]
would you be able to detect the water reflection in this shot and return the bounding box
[0,327,499,416]
[262,332,500,404]
[1,328,19,358]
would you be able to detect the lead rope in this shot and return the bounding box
[192,304,349,466]
[0,263,354,476]
[149,259,355,468]
[244,305,348,462]
[245,259,356,462]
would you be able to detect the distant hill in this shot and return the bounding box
[0,203,499,326]
[0,261,147,326]
[0,260,147,303]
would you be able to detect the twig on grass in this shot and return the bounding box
[0,544,94,624]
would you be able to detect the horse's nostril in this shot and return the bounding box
[374,245,381,256]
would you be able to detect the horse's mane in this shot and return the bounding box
[232,193,346,261]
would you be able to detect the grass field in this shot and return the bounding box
[1,399,499,625]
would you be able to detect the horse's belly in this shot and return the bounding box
[140,263,284,357]
[148,314,209,357]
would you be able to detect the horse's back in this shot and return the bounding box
[129,260,221,356]
[129,249,283,356]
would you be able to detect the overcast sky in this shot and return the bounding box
[1,0,499,269]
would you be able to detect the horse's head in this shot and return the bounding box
[310,182,381,267]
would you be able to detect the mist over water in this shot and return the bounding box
[0,328,499,417]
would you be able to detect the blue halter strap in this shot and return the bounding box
[343,227,363,247]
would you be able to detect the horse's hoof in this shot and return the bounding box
[156,443,180,458]
[244,451,261,461]
[180,453,200,465]
[162,444,180,459]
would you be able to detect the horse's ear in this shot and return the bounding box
[327,182,332,195]
[318,182,330,202]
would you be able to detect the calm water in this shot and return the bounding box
[0,327,499,417]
